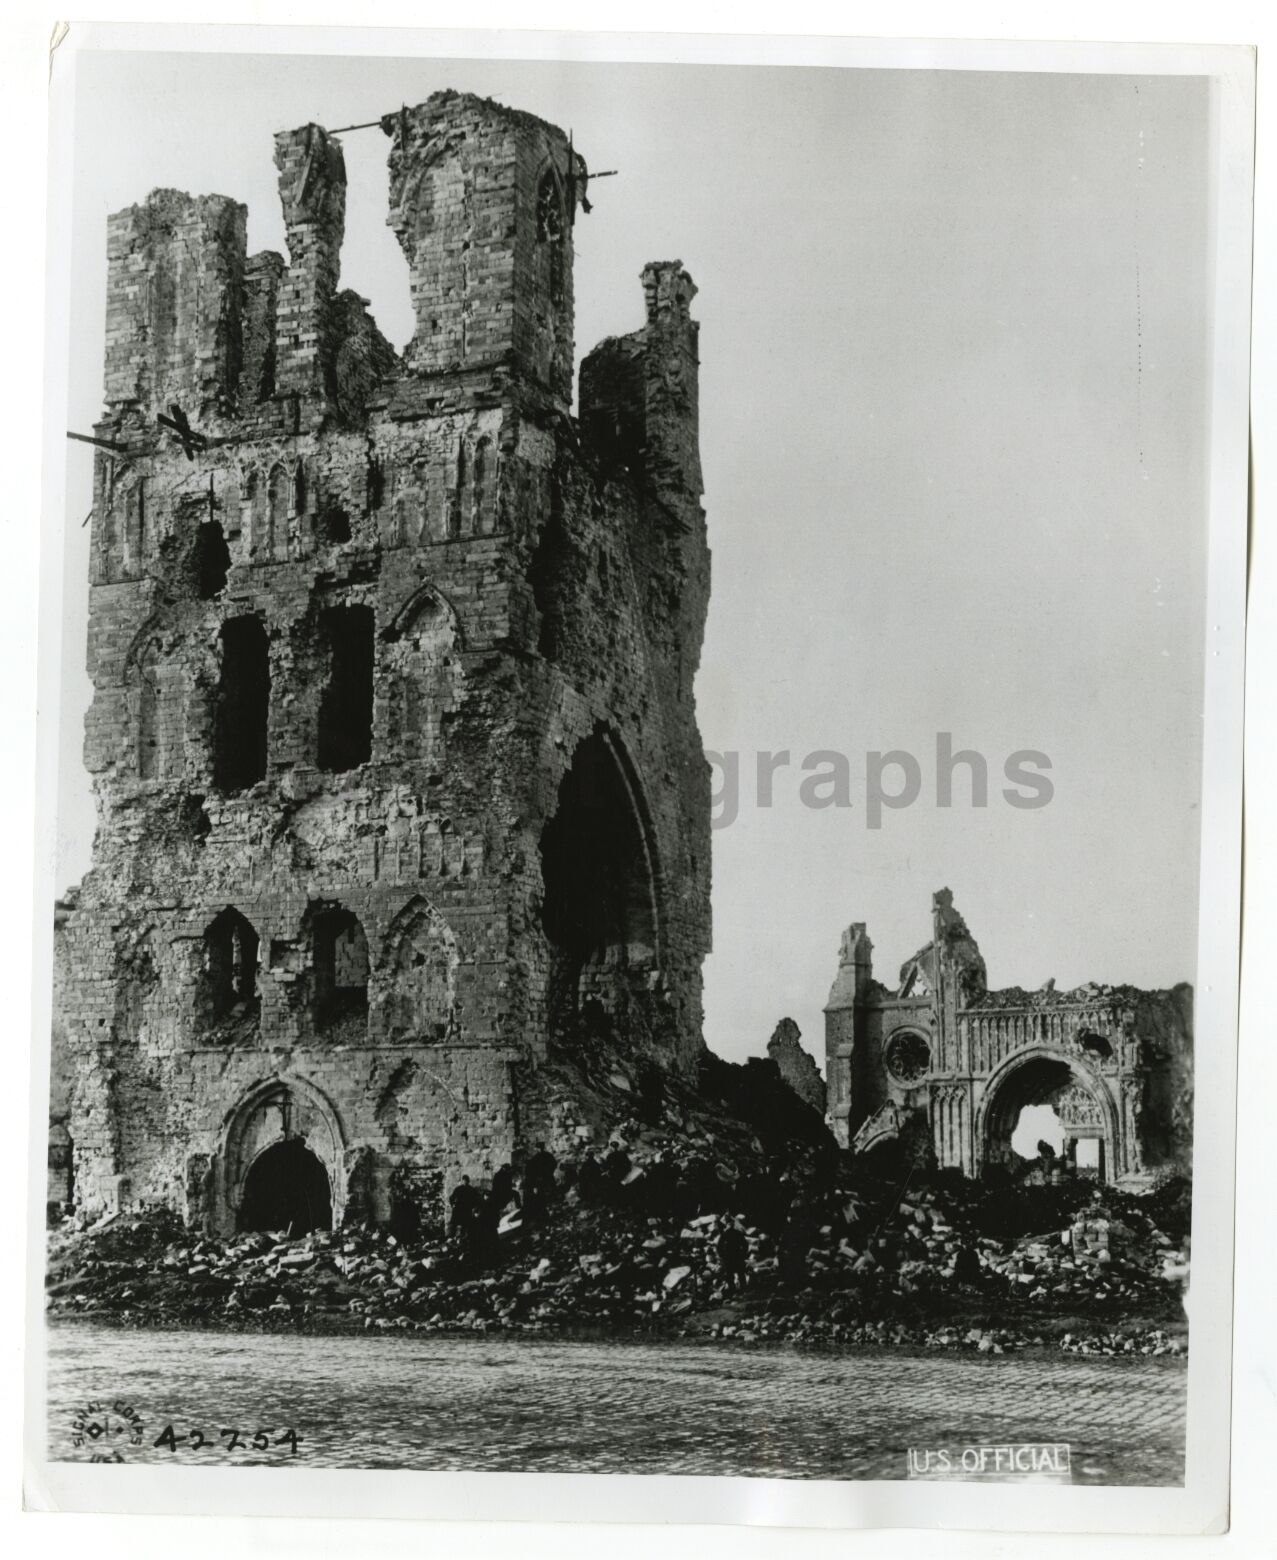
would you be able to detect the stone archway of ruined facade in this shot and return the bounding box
[972,1046,1120,1183]
[215,1076,348,1236]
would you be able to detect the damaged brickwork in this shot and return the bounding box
[767,1018,826,1117]
[824,889,1193,1187]
[55,91,712,1235]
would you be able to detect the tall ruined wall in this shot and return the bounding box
[58,91,711,1230]
[767,1018,826,1116]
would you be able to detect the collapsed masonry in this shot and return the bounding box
[824,890,1193,1187]
[54,91,712,1236]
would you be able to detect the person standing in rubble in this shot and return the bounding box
[952,1242,983,1288]
[448,1174,482,1248]
[522,1142,558,1224]
[603,1137,631,1205]
[717,1216,750,1293]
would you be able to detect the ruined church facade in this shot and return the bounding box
[54,91,711,1235]
[824,890,1193,1186]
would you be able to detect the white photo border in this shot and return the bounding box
[22,20,1255,1537]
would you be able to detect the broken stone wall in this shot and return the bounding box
[1128,984,1194,1173]
[767,1018,826,1116]
[386,92,577,402]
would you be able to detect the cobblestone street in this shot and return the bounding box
[46,1324,1186,1484]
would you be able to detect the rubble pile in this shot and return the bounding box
[964,1204,1189,1310]
[46,1133,1191,1356]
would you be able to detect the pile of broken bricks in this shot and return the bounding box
[45,1144,1191,1359]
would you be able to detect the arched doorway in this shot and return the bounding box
[218,1078,346,1236]
[539,728,660,1039]
[976,1049,1117,1183]
[239,1139,332,1234]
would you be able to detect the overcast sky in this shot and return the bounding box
[55,50,1210,1066]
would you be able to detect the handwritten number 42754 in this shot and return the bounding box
[153,1425,300,1454]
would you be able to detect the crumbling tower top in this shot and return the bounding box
[101,90,593,434]
[384,90,587,407]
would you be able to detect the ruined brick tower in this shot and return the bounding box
[56,92,711,1234]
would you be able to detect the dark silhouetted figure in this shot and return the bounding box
[448,1175,481,1241]
[717,1218,749,1292]
[523,1143,558,1223]
[603,1140,631,1205]
[952,1243,983,1288]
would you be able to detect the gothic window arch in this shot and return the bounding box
[379,584,462,769]
[126,628,177,781]
[390,467,423,547]
[471,435,497,534]
[309,903,370,1037]
[446,437,465,538]
[200,906,260,1027]
[424,458,446,542]
[377,896,457,1043]
[410,459,428,544]
[239,467,259,557]
[266,463,288,559]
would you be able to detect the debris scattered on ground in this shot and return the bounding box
[45,1137,1191,1357]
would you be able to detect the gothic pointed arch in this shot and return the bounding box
[122,609,169,680]
[238,464,260,555]
[123,613,178,779]
[377,582,461,770]
[470,433,497,533]
[974,1045,1119,1183]
[291,456,307,518]
[388,463,425,547]
[381,579,464,646]
[266,461,289,558]
[303,900,370,1041]
[197,905,261,1041]
[539,724,663,1040]
[376,894,458,1043]
[218,1075,346,1235]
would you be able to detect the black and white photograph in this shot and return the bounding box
[22,20,1254,1537]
